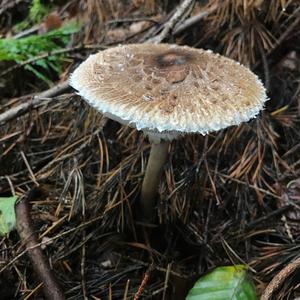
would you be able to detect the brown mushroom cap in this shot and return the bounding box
[70,44,267,138]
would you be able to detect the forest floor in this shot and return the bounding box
[0,0,300,299]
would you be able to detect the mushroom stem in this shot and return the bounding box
[141,140,169,220]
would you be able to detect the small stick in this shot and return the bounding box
[245,204,292,229]
[261,257,300,300]
[257,41,270,91]
[123,279,130,300]
[0,81,69,126]
[81,232,88,300]
[0,0,25,17]
[20,151,39,186]
[173,4,218,35]
[39,81,70,98]
[0,214,106,274]
[15,193,65,300]
[147,0,195,43]
[162,263,172,300]
[133,265,153,300]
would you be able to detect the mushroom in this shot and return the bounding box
[69,43,267,220]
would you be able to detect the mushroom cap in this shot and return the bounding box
[69,44,267,139]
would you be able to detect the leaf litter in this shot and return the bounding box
[0,0,299,299]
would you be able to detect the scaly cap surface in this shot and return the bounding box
[70,44,267,138]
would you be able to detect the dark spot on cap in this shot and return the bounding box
[160,88,170,95]
[169,94,178,106]
[194,81,200,88]
[130,59,141,66]
[133,74,143,81]
[152,78,161,85]
[145,84,152,90]
[156,52,187,67]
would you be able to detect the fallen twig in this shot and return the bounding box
[147,0,195,43]
[245,204,292,230]
[0,0,25,17]
[261,257,300,300]
[133,264,153,300]
[0,214,107,274]
[173,4,218,35]
[257,41,270,91]
[0,81,70,126]
[15,193,65,300]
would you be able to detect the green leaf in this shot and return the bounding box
[25,65,52,85]
[14,0,49,32]
[0,196,17,236]
[186,265,257,300]
[29,0,48,24]
[0,21,80,84]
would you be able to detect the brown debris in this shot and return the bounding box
[15,193,65,300]
[261,257,300,300]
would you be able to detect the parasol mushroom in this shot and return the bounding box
[69,43,267,220]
